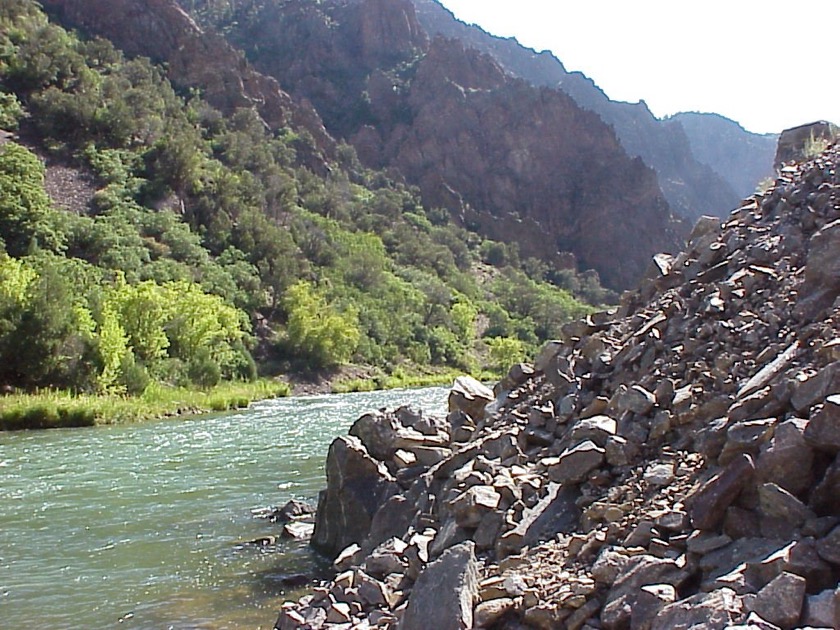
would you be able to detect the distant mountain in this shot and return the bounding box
[411,0,775,220]
[669,112,778,199]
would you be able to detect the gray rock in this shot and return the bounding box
[745,540,834,594]
[592,546,634,586]
[719,418,776,464]
[748,571,806,629]
[791,362,840,413]
[311,436,398,558]
[547,440,605,484]
[281,521,315,540]
[603,555,689,629]
[448,376,494,422]
[650,588,745,630]
[612,383,657,415]
[815,525,840,565]
[802,219,840,296]
[474,598,515,628]
[644,462,676,487]
[496,483,580,557]
[450,485,501,529]
[689,453,755,531]
[757,483,812,536]
[755,418,814,495]
[349,411,402,461]
[804,394,840,453]
[569,415,617,446]
[725,612,783,630]
[801,587,840,628]
[810,453,840,516]
[401,541,478,630]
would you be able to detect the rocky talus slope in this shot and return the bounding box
[277,145,840,629]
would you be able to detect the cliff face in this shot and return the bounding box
[411,0,776,222]
[40,0,335,162]
[186,0,685,289]
[671,112,778,198]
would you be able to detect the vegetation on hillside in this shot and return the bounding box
[0,0,611,419]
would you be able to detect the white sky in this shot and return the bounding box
[437,0,840,135]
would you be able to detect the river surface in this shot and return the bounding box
[0,387,448,629]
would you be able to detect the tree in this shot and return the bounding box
[284,281,360,368]
[0,142,64,256]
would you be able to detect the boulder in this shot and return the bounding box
[603,555,689,629]
[448,376,494,422]
[755,418,814,494]
[689,453,755,531]
[311,436,398,558]
[804,394,840,453]
[650,588,745,630]
[546,440,605,484]
[747,571,806,629]
[801,587,840,628]
[349,411,402,461]
[496,483,580,557]
[401,541,479,630]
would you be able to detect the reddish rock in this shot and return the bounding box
[689,454,755,531]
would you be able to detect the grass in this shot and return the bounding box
[0,379,291,431]
[330,366,501,394]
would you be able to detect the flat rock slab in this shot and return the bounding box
[497,483,580,557]
[804,394,840,453]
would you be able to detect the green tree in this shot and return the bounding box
[487,336,526,371]
[284,281,360,368]
[0,142,64,255]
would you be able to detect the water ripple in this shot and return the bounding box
[0,387,447,628]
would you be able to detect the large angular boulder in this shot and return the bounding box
[311,436,398,558]
[401,541,479,630]
[449,376,494,422]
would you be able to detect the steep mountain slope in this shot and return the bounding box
[181,0,686,290]
[279,139,840,630]
[41,0,335,167]
[411,0,775,221]
[670,112,778,198]
[3,0,609,389]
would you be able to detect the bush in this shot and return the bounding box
[187,348,221,389]
[118,354,150,395]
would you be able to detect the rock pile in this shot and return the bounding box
[277,144,840,629]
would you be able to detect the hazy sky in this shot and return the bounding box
[437,0,840,135]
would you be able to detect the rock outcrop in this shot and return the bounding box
[774,121,839,170]
[278,142,840,629]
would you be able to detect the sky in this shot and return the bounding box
[436,0,840,135]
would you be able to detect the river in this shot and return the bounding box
[0,387,449,629]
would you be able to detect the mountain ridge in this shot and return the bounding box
[411,0,776,221]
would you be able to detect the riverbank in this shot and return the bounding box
[0,379,291,430]
[0,363,502,430]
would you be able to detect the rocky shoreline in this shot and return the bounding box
[276,143,840,629]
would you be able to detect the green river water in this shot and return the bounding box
[0,387,448,629]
